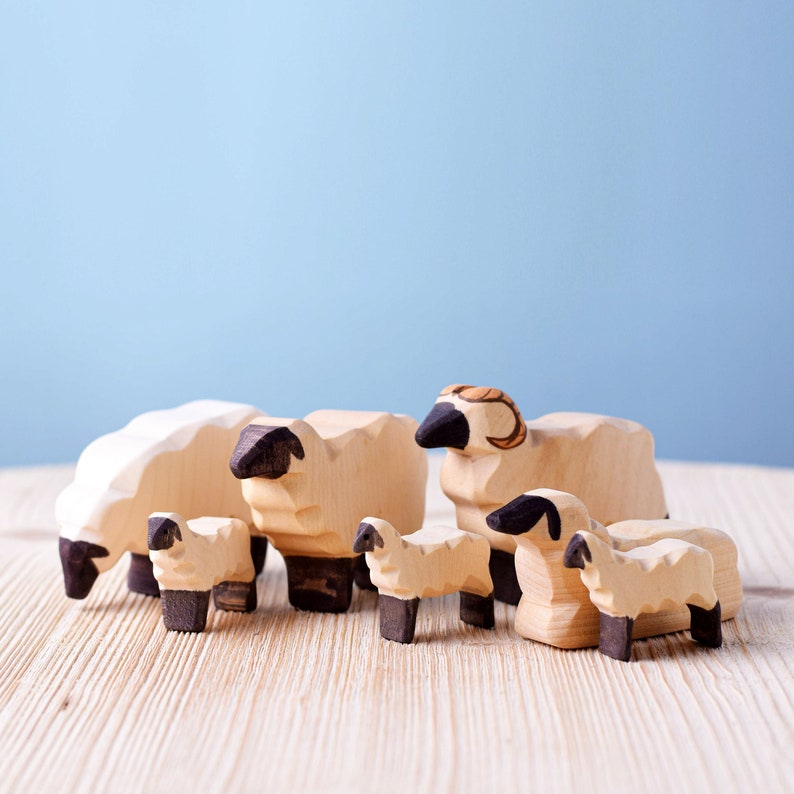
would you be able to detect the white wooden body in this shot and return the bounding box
[56,400,265,571]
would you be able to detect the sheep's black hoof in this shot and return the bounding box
[213,579,257,612]
[599,613,634,662]
[250,536,269,576]
[161,589,211,632]
[460,591,495,629]
[488,549,522,605]
[353,554,376,591]
[127,552,161,597]
[689,601,722,647]
[379,595,419,643]
[284,556,355,613]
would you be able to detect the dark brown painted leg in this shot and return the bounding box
[459,591,495,629]
[160,590,211,632]
[213,579,257,612]
[488,549,521,605]
[599,613,634,662]
[127,552,160,597]
[250,536,269,576]
[688,601,722,647]
[353,554,376,591]
[379,595,420,643]
[283,556,355,613]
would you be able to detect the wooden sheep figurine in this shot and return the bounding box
[563,530,722,661]
[485,488,741,649]
[230,410,427,613]
[148,512,257,633]
[415,384,668,604]
[353,517,494,643]
[57,400,267,601]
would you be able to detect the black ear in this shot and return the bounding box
[148,516,182,550]
[486,494,562,540]
[415,402,470,450]
[563,534,591,569]
[230,425,305,479]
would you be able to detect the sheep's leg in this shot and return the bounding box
[488,549,522,606]
[213,579,257,613]
[127,552,160,597]
[379,595,419,643]
[353,554,377,591]
[459,591,495,629]
[160,590,211,632]
[284,556,355,613]
[688,600,723,648]
[599,613,634,662]
[250,536,269,576]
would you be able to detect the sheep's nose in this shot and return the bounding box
[415,402,470,449]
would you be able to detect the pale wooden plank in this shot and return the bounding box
[0,458,792,793]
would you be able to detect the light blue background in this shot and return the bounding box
[1,3,793,467]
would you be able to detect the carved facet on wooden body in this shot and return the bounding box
[564,530,723,661]
[230,410,427,612]
[487,488,741,649]
[148,513,257,632]
[56,400,267,600]
[415,384,668,604]
[354,517,494,643]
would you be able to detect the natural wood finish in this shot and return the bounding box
[56,400,265,598]
[0,458,792,793]
[416,385,668,556]
[488,488,741,648]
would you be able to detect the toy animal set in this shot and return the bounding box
[56,387,743,662]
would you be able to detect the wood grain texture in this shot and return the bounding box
[1,457,793,794]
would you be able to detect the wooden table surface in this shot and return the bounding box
[0,456,792,793]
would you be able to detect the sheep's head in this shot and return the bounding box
[563,532,592,569]
[230,422,306,480]
[59,537,110,599]
[486,493,562,539]
[415,384,526,455]
[352,520,385,553]
[148,513,184,551]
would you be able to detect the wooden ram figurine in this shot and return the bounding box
[415,384,667,604]
[148,512,257,633]
[230,410,427,613]
[57,400,267,601]
[353,517,494,643]
[486,488,741,649]
[563,530,722,661]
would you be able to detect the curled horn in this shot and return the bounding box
[441,385,527,450]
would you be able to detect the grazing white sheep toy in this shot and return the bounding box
[230,411,427,614]
[57,400,267,601]
[148,512,257,633]
[415,384,668,604]
[563,530,722,661]
[485,488,741,649]
[353,517,494,643]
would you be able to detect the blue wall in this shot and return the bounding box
[2,3,793,467]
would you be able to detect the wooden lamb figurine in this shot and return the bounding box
[57,400,267,601]
[353,517,494,643]
[486,488,741,649]
[563,530,722,661]
[415,384,667,604]
[148,513,257,633]
[230,410,427,613]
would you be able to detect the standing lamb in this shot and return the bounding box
[148,512,257,633]
[563,530,722,661]
[485,488,741,649]
[353,517,494,643]
[415,384,668,604]
[57,400,267,600]
[230,410,427,613]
